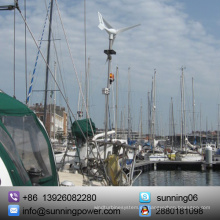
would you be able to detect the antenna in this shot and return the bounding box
[98,12,140,158]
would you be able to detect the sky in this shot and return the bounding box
[0,0,220,136]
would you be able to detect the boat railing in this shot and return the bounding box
[88,139,140,186]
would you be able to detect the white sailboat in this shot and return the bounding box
[175,70,203,161]
[144,70,169,161]
[175,137,204,161]
[144,139,169,161]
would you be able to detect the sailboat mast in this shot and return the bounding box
[138,101,142,140]
[13,0,16,98]
[170,97,175,150]
[53,61,56,140]
[183,70,186,149]
[77,71,83,119]
[200,104,202,147]
[206,116,208,143]
[115,66,118,138]
[120,110,123,138]
[86,57,90,118]
[84,0,88,119]
[43,0,53,125]
[24,0,27,103]
[147,90,150,140]
[141,101,143,139]
[152,69,156,142]
[192,77,195,140]
[128,67,131,140]
[218,104,220,147]
[180,67,184,150]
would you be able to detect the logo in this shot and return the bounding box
[140,192,151,203]
[8,205,20,216]
[139,205,151,217]
[8,191,20,203]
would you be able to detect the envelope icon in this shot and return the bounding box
[10,208,18,213]
[8,205,20,216]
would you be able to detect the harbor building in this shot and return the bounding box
[30,103,68,140]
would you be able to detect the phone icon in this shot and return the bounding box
[8,191,20,203]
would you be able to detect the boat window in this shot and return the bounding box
[0,125,30,184]
[2,115,52,179]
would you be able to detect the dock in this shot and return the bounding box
[134,160,220,172]
[58,160,220,186]
[135,160,155,172]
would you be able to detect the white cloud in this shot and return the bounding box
[0,0,220,133]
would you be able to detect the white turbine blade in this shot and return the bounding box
[102,17,113,29]
[98,12,105,30]
[98,12,113,30]
[116,24,141,34]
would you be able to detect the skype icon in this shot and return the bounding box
[139,192,151,203]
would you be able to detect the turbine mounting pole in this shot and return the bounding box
[98,12,140,159]
[103,33,115,159]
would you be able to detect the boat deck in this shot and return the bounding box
[58,170,105,186]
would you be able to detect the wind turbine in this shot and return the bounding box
[98,12,140,45]
[98,12,140,158]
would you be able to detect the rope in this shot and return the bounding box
[54,0,95,137]
[26,2,51,105]
[52,37,68,99]
[17,6,87,141]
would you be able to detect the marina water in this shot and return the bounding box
[133,170,220,186]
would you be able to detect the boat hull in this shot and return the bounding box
[144,153,169,161]
[175,152,204,162]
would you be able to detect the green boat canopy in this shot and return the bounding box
[0,92,33,117]
[0,92,58,186]
[71,118,96,140]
